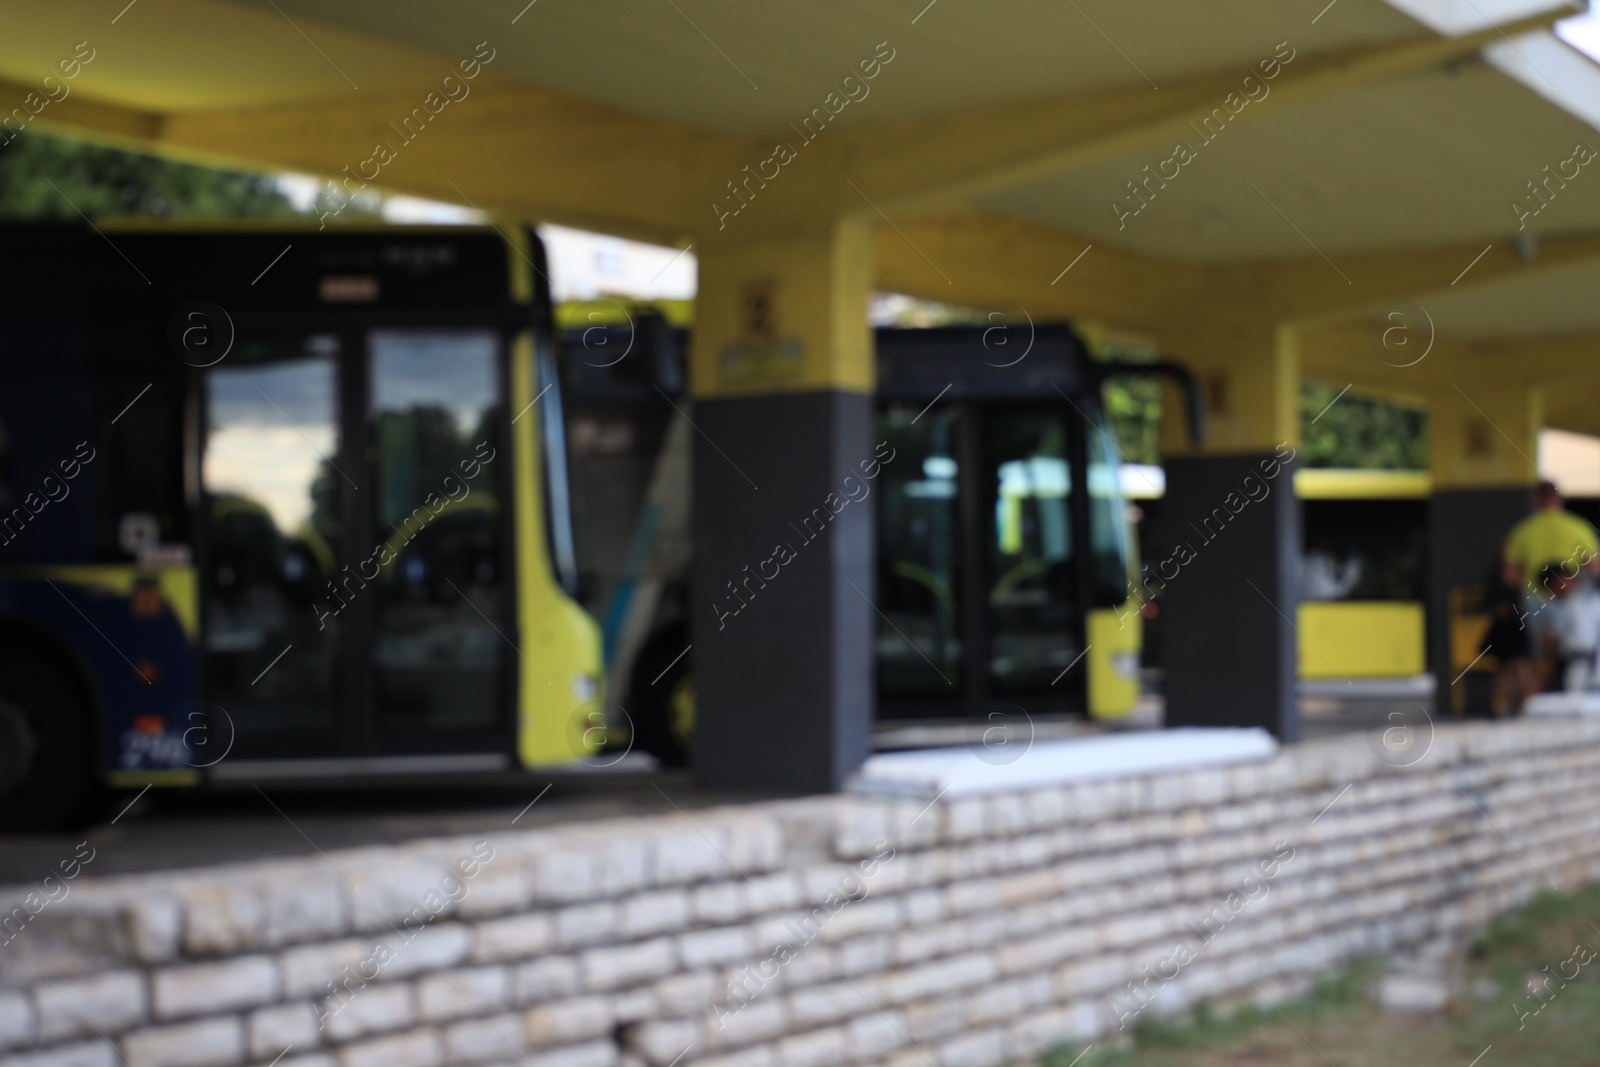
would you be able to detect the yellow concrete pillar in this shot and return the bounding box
[1149,302,1302,738]
[686,216,879,792]
[1156,306,1298,456]
[689,217,874,400]
[1424,374,1540,718]
[1428,377,1542,491]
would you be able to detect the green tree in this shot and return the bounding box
[1101,376,1162,465]
[1300,382,1427,469]
[0,130,378,221]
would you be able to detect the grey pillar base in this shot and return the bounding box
[1428,487,1532,720]
[1158,452,1301,740]
[689,389,874,793]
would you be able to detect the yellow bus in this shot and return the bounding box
[0,222,602,829]
[559,312,1204,764]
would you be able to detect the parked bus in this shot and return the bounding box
[560,310,1203,764]
[0,224,1201,828]
[0,223,601,829]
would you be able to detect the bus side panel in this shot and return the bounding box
[0,570,200,784]
[0,285,95,566]
[509,333,605,765]
[1087,606,1141,718]
[1299,601,1425,678]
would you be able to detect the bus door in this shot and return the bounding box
[874,326,1105,720]
[983,403,1092,700]
[873,325,1202,724]
[199,316,515,769]
[877,399,1093,717]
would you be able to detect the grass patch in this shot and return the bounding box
[1039,887,1600,1067]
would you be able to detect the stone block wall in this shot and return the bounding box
[3,719,1599,1067]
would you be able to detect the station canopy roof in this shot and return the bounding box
[6,0,1600,350]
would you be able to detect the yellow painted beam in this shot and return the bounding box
[868,212,1303,456]
[27,74,760,245]
[161,82,762,243]
[2,77,164,146]
[1300,319,1600,392]
[1268,230,1600,325]
[871,209,1208,326]
[1472,331,1600,385]
[1296,319,1443,407]
[1542,382,1600,437]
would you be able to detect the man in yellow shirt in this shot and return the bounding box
[1505,481,1600,591]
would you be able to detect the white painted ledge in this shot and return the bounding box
[1526,692,1600,716]
[849,726,1280,799]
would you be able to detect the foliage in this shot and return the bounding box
[1038,885,1600,1067]
[1099,378,1431,472]
[0,130,374,221]
[1469,885,1600,968]
[1098,377,1431,472]
[1102,376,1162,466]
[1038,960,1381,1067]
[1300,382,1427,469]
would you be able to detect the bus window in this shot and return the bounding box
[876,405,963,695]
[1301,498,1426,601]
[1085,403,1133,605]
[369,329,504,730]
[984,408,1083,692]
[203,346,342,732]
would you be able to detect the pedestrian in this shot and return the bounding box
[1504,480,1600,590]
[1533,562,1600,693]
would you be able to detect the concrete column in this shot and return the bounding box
[1427,378,1541,718]
[688,218,875,792]
[1154,316,1303,740]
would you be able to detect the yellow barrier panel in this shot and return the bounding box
[1298,601,1425,678]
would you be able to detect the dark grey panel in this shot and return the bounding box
[690,390,875,793]
[1157,451,1300,740]
[873,325,1088,401]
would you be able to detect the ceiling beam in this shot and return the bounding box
[3,77,164,148]
[1269,229,1600,323]
[161,81,766,243]
[872,209,1209,326]
[27,76,760,245]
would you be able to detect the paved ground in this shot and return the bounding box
[0,765,786,884]
[0,685,1470,885]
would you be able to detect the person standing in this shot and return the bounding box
[1497,482,1599,702]
[1504,480,1600,589]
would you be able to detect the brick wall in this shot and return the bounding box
[3,718,1599,1067]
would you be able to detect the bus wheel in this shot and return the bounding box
[630,628,693,768]
[0,642,101,832]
